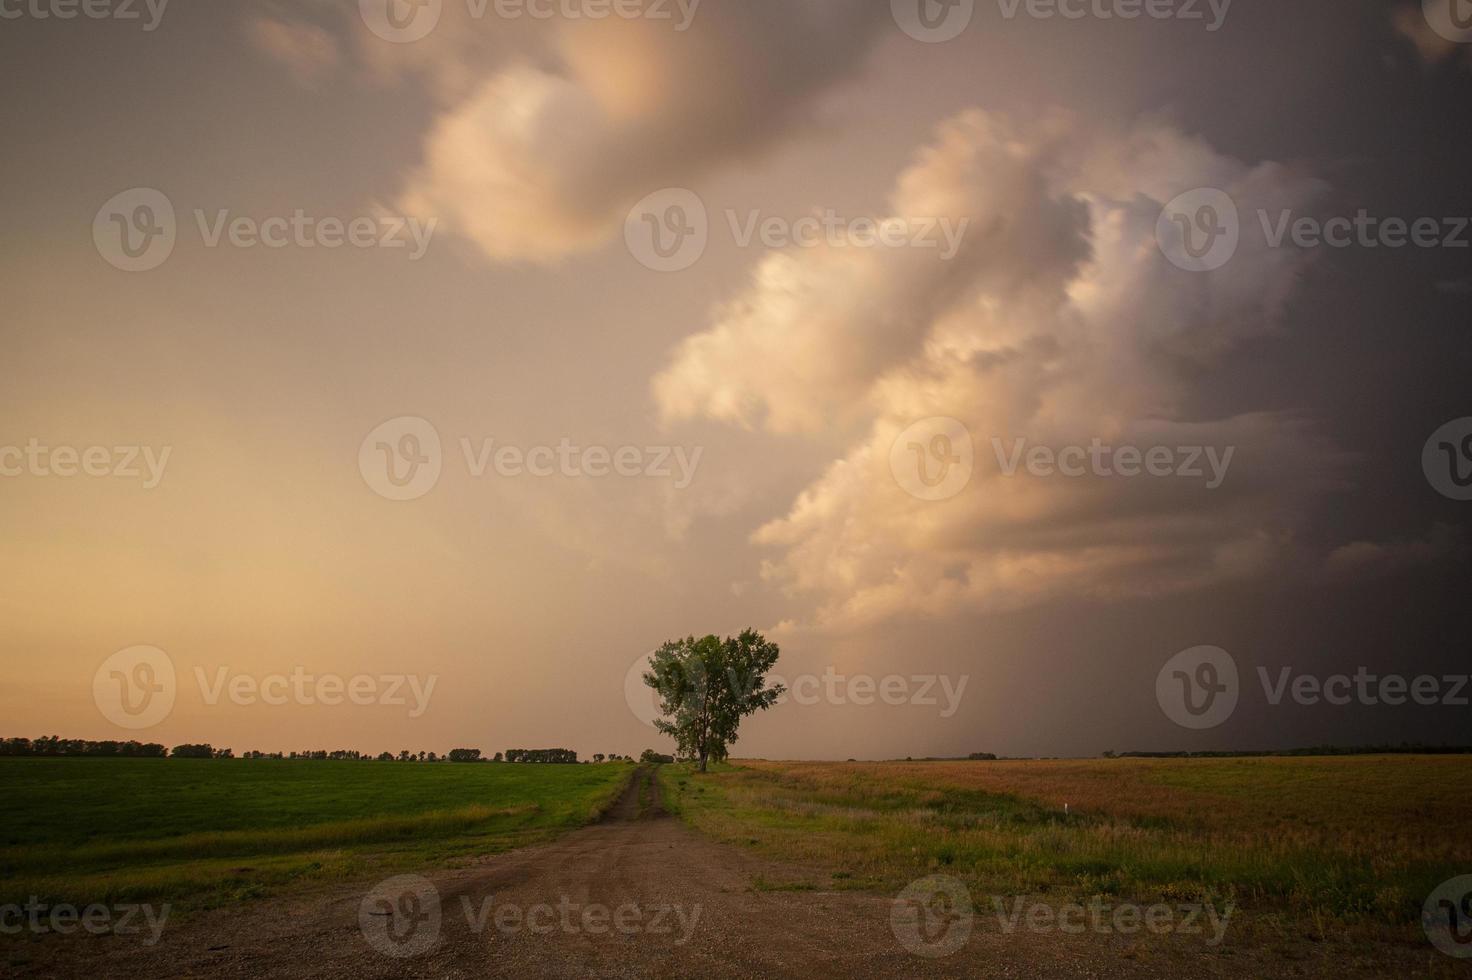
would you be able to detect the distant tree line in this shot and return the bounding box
[504,748,578,764]
[1,737,167,757]
[171,744,234,758]
[1103,744,1472,759]
[3,737,638,763]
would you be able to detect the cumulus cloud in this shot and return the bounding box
[395,1,889,263]
[654,113,1090,432]
[656,113,1329,434]
[246,2,887,262]
[652,108,1388,629]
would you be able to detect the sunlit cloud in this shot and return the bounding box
[652,109,1431,629]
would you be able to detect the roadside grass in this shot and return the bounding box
[657,756,1472,945]
[0,758,635,909]
[638,768,653,814]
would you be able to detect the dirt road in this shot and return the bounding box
[7,769,1444,978]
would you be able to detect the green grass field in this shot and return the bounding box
[0,758,634,910]
[8,753,1467,957]
[658,756,1472,946]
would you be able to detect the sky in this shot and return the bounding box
[1,0,1469,761]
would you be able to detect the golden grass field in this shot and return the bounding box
[659,755,1472,953]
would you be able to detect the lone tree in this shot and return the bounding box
[642,629,784,772]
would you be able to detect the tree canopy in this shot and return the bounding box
[642,629,784,772]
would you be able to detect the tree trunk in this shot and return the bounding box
[698,680,712,773]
